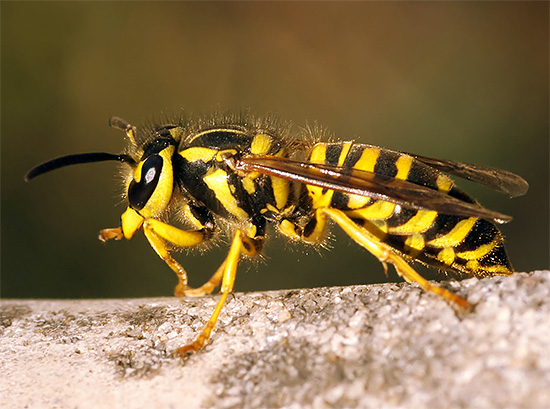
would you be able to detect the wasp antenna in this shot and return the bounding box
[110,116,137,144]
[24,152,134,182]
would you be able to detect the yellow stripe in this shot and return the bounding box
[308,185,334,208]
[168,127,184,143]
[480,265,513,275]
[271,176,290,209]
[346,194,371,209]
[371,219,388,234]
[241,177,256,194]
[456,237,500,260]
[405,233,425,252]
[307,144,333,208]
[251,134,272,155]
[179,147,217,163]
[360,219,388,241]
[309,143,327,164]
[203,169,249,219]
[466,259,511,275]
[140,146,175,218]
[436,174,454,193]
[347,146,381,210]
[428,217,477,248]
[187,128,247,144]
[279,219,300,240]
[338,142,353,166]
[182,204,205,229]
[437,247,456,265]
[388,210,438,235]
[395,154,413,180]
[345,201,396,220]
[133,161,144,182]
[353,147,380,173]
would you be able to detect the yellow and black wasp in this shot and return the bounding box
[25,113,528,356]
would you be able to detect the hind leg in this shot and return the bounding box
[320,208,470,309]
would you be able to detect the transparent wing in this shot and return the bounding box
[412,154,529,197]
[237,155,513,223]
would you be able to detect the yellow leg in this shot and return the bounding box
[183,227,259,297]
[98,227,124,242]
[321,208,470,310]
[177,230,257,356]
[142,219,207,297]
[183,262,225,297]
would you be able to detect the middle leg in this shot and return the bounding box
[177,229,260,355]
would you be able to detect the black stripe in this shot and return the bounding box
[374,150,399,178]
[454,219,497,253]
[381,233,407,253]
[188,131,250,150]
[417,247,458,271]
[331,191,349,209]
[227,173,253,217]
[325,144,342,166]
[406,160,438,188]
[479,244,512,270]
[342,145,365,174]
[422,214,464,242]
[175,156,232,218]
[386,207,418,229]
[303,217,317,239]
[249,176,277,217]
[187,202,215,229]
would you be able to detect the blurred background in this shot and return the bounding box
[2,2,548,299]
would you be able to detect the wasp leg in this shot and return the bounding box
[99,227,124,241]
[176,203,223,297]
[142,219,210,297]
[321,208,471,310]
[177,229,258,356]
[183,262,225,297]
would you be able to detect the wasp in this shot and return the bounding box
[25,113,528,356]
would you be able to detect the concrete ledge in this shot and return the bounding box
[1,270,549,409]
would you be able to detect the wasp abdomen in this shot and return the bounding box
[305,142,513,277]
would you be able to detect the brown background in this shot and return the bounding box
[2,2,548,298]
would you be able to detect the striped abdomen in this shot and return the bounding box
[305,142,513,277]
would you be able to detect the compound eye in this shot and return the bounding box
[128,154,163,210]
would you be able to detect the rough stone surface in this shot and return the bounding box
[1,270,549,409]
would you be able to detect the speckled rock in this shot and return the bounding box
[1,271,549,409]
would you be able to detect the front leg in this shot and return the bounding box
[142,218,211,297]
[100,204,216,297]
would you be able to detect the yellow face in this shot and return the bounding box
[121,144,175,239]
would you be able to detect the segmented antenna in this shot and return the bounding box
[24,152,133,182]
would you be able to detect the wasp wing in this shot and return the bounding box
[412,154,529,197]
[237,156,512,223]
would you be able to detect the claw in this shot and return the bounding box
[99,227,123,242]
